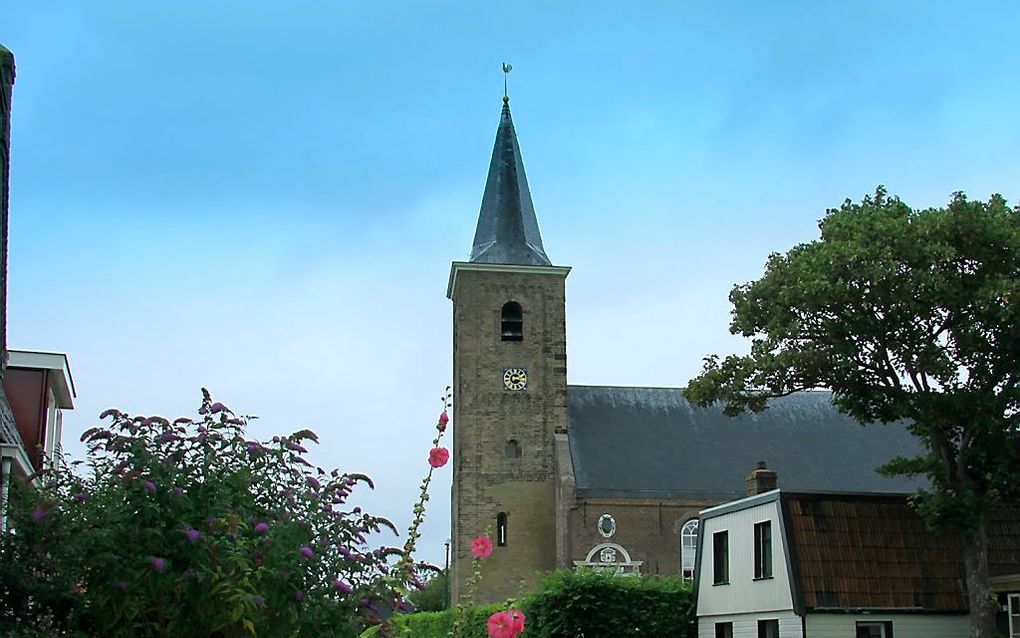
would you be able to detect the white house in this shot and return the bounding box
[694,488,1020,638]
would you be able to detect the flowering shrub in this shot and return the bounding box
[0,388,450,638]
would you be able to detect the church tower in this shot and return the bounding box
[447,95,570,603]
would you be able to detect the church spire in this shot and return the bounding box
[468,93,552,267]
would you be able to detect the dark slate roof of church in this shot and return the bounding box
[567,385,924,500]
[468,98,552,267]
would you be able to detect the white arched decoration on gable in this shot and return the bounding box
[681,519,699,581]
[574,542,643,576]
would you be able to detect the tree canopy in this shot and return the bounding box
[684,188,1020,637]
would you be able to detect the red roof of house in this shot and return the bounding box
[782,493,1020,612]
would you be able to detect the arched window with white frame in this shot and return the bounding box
[681,519,699,581]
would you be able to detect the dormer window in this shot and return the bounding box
[500,302,523,341]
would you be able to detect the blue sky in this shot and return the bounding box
[5,1,1020,566]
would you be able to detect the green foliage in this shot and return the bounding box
[684,187,1020,636]
[382,604,502,638]
[525,570,693,638]
[685,188,1020,530]
[388,570,694,638]
[408,569,448,612]
[0,390,415,638]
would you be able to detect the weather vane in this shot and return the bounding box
[502,62,512,102]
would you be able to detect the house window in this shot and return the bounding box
[496,512,507,547]
[1010,594,1020,638]
[500,302,523,341]
[680,519,698,581]
[505,439,521,459]
[757,619,779,638]
[714,622,733,638]
[754,520,773,579]
[712,530,729,585]
[856,621,893,638]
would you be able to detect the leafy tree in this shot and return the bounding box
[407,569,448,612]
[684,188,1020,638]
[0,389,442,638]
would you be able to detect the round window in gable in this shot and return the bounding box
[597,514,616,538]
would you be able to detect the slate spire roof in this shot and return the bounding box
[469,97,552,266]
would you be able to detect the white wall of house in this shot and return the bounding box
[697,497,794,617]
[697,611,803,638]
[804,613,969,638]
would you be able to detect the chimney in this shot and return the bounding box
[746,460,777,496]
[0,44,13,374]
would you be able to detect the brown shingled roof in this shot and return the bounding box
[782,493,1020,613]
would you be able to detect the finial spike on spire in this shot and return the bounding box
[502,62,512,102]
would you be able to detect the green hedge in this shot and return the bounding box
[383,570,694,638]
[525,570,694,638]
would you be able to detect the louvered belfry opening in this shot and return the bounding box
[500,302,523,341]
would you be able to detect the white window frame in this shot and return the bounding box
[1009,593,1020,638]
[680,519,698,581]
[855,621,889,638]
[754,519,773,579]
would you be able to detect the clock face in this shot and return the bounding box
[503,368,528,391]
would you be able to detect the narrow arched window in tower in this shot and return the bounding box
[496,512,508,547]
[505,439,521,459]
[500,302,523,341]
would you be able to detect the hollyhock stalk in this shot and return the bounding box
[373,388,452,636]
[449,528,492,638]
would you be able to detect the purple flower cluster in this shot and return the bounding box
[333,579,354,595]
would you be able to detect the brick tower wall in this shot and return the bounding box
[449,265,568,604]
[0,46,14,372]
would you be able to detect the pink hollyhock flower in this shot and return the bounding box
[471,535,494,559]
[151,557,167,573]
[254,522,269,535]
[487,611,517,638]
[428,447,450,468]
[143,481,157,493]
[299,546,314,559]
[438,411,449,431]
[185,528,201,543]
[508,609,526,633]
